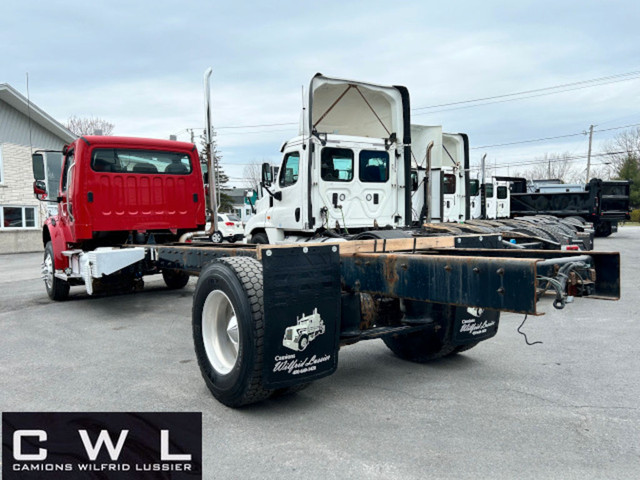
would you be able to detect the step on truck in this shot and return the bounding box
[32,73,621,407]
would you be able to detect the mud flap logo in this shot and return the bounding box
[282,308,326,352]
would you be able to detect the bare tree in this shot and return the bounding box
[65,116,115,136]
[243,160,270,192]
[605,126,640,174]
[522,152,580,183]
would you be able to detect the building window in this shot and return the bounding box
[1,206,38,229]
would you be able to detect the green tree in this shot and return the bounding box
[616,155,640,208]
[606,127,640,208]
[199,129,233,213]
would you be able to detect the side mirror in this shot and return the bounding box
[32,153,45,181]
[33,180,48,201]
[261,162,272,186]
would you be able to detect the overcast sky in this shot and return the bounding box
[2,0,639,187]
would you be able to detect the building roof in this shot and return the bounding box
[0,83,76,144]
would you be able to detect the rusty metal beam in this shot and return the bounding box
[341,253,541,314]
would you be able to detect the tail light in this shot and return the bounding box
[225,222,234,226]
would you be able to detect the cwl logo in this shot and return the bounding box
[3,412,201,479]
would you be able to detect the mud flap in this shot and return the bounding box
[451,307,500,345]
[261,245,341,389]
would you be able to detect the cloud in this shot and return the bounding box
[3,0,639,185]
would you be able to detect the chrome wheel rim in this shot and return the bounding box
[202,290,239,375]
[43,252,54,290]
[211,232,222,243]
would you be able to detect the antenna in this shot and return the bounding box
[26,73,33,155]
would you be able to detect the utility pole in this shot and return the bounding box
[586,124,594,183]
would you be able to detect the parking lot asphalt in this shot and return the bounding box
[1,228,639,479]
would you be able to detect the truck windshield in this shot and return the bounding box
[91,149,192,174]
[359,150,389,183]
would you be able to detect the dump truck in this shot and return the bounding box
[505,177,631,237]
[32,73,621,408]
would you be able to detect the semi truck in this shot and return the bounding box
[31,73,621,407]
[282,308,326,352]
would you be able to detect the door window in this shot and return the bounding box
[278,152,300,188]
[497,186,508,199]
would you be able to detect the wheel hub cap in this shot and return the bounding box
[202,290,239,375]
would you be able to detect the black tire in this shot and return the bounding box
[250,232,269,244]
[162,269,190,289]
[454,342,479,354]
[384,328,457,362]
[565,215,586,225]
[270,382,311,398]
[211,231,223,243]
[43,241,70,301]
[595,221,612,237]
[192,257,272,407]
[383,304,457,362]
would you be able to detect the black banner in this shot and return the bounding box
[2,412,201,479]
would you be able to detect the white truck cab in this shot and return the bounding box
[409,125,469,224]
[480,179,510,219]
[245,74,412,243]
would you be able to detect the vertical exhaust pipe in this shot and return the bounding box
[480,153,487,220]
[425,141,434,224]
[204,68,218,236]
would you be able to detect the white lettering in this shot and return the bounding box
[160,430,191,461]
[78,429,128,461]
[14,430,47,461]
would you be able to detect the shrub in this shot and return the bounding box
[631,209,640,223]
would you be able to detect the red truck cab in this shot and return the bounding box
[33,136,206,299]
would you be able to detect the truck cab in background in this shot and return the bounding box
[482,179,510,219]
[409,126,468,224]
[32,136,206,299]
[245,74,412,243]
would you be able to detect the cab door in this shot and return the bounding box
[271,148,305,230]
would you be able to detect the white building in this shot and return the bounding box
[0,84,75,253]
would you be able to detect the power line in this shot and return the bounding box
[469,150,627,171]
[174,71,640,134]
[472,122,640,151]
[472,132,586,150]
[413,70,640,111]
